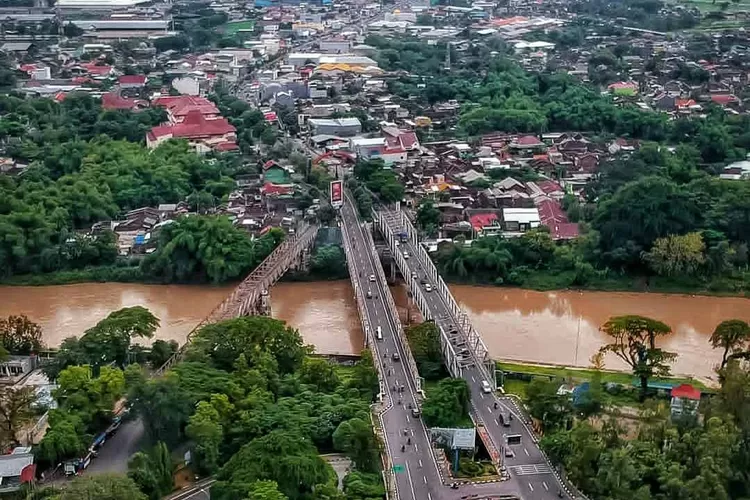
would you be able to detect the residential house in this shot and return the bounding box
[670,384,701,418]
[262,160,293,184]
[308,117,362,136]
[502,207,541,235]
[152,96,221,123]
[146,110,238,154]
[0,450,35,493]
[118,74,147,89]
[101,92,148,111]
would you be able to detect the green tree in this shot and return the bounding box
[405,322,444,380]
[333,418,380,473]
[186,400,224,474]
[191,317,308,374]
[599,315,677,397]
[710,319,750,370]
[77,307,159,368]
[36,411,88,465]
[246,480,288,500]
[416,200,441,237]
[0,315,44,354]
[422,378,470,428]
[147,339,179,369]
[525,378,572,432]
[643,232,706,276]
[127,442,174,500]
[347,350,379,401]
[214,431,330,500]
[0,386,37,447]
[56,473,148,500]
[299,358,340,392]
[142,215,282,284]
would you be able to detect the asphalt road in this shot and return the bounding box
[376,209,571,500]
[342,200,445,500]
[342,201,555,500]
[85,418,145,475]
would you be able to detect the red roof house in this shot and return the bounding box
[469,213,499,233]
[670,383,701,417]
[146,109,237,154]
[152,95,221,123]
[535,196,579,240]
[118,74,147,87]
[101,92,148,111]
[710,94,739,107]
[382,127,420,151]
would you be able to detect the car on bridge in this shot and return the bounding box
[392,352,400,361]
[424,284,433,292]
[369,274,376,282]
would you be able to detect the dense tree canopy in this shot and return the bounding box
[124,316,382,499]
[141,216,284,284]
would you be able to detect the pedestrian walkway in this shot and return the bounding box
[509,463,551,476]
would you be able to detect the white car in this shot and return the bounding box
[481,380,492,393]
[369,274,376,282]
[403,251,409,259]
[424,284,433,292]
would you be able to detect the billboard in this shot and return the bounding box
[330,180,343,208]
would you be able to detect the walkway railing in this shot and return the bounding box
[155,224,319,376]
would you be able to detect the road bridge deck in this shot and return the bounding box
[373,207,579,500]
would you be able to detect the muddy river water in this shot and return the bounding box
[1,282,748,381]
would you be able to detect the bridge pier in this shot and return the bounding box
[258,290,272,316]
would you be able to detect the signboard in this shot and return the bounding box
[330,179,343,208]
[392,464,405,474]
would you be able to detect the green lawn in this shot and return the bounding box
[223,20,256,35]
[496,361,708,390]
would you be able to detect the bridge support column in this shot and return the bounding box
[389,260,396,283]
[258,290,272,316]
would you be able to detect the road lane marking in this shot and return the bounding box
[405,462,417,500]
[524,448,530,457]
[423,476,427,484]
[494,419,499,426]
[406,415,410,423]
[428,493,432,500]
[543,481,549,491]
[480,393,485,398]
[415,443,418,452]
[419,459,422,468]
[471,376,476,382]
[528,483,534,492]
[488,406,492,413]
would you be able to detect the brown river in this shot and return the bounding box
[1,282,748,381]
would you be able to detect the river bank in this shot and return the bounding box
[4,263,749,300]
[2,281,748,382]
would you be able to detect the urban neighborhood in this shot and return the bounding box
[0,0,749,498]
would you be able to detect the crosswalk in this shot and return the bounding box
[510,463,551,476]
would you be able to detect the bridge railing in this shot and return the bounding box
[373,210,463,379]
[340,206,386,401]
[154,223,319,377]
[385,209,496,388]
[341,196,397,500]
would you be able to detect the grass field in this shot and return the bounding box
[224,20,256,35]
[497,360,710,403]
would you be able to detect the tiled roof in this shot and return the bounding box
[671,383,701,400]
[469,213,498,231]
[148,109,235,140]
[118,74,147,85]
[101,92,148,110]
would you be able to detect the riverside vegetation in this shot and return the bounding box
[12,309,384,499]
